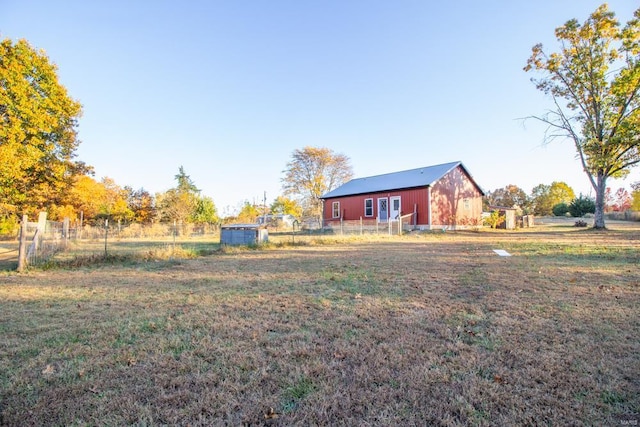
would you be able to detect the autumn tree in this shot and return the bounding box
[606,187,632,211]
[270,196,303,218]
[631,181,640,210]
[236,201,260,223]
[0,38,88,218]
[282,146,353,220]
[157,167,199,226]
[525,5,640,228]
[484,185,529,212]
[66,175,106,221]
[126,187,156,224]
[100,177,133,223]
[530,181,575,215]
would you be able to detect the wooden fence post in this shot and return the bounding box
[17,214,28,272]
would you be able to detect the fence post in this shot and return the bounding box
[104,219,109,258]
[63,217,70,247]
[17,215,28,272]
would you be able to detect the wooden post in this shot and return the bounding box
[104,219,108,258]
[79,211,84,239]
[63,217,70,247]
[17,215,28,272]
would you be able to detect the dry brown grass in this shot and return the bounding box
[0,221,638,426]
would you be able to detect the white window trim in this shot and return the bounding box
[332,201,340,218]
[364,198,374,217]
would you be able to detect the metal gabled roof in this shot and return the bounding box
[321,161,466,199]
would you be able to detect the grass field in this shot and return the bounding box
[0,220,638,425]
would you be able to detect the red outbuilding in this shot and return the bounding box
[320,161,484,230]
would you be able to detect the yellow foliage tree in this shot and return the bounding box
[0,38,87,217]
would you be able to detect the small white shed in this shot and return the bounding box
[220,224,268,246]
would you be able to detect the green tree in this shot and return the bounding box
[282,146,353,220]
[569,195,596,217]
[525,5,640,228]
[530,181,575,215]
[270,196,303,218]
[0,38,88,217]
[157,167,199,227]
[191,196,218,225]
[552,202,570,216]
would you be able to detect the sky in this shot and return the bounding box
[2,0,639,215]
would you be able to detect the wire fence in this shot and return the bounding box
[0,220,224,271]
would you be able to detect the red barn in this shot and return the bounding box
[320,161,484,230]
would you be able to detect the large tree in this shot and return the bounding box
[0,38,87,218]
[270,195,303,218]
[281,146,353,219]
[484,185,529,211]
[157,167,199,226]
[530,181,575,216]
[525,5,640,228]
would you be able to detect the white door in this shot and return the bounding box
[378,198,388,222]
[390,196,401,221]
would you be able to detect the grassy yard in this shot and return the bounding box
[0,222,638,425]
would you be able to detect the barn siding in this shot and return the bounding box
[323,188,429,225]
[430,166,483,226]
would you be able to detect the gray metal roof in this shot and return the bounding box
[321,161,466,199]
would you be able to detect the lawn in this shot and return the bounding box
[0,222,638,425]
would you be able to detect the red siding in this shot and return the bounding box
[323,188,429,225]
[430,166,483,226]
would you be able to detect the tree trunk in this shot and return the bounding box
[593,172,607,229]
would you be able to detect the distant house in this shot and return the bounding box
[257,214,297,228]
[320,161,484,230]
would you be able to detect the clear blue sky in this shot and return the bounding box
[2,1,638,215]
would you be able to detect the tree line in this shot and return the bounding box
[484,182,639,218]
[2,3,639,231]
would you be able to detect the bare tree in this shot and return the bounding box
[282,147,353,220]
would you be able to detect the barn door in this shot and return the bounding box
[378,198,388,222]
[390,196,401,221]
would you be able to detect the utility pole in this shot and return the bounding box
[263,191,267,225]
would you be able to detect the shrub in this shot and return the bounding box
[483,210,505,229]
[552,202,569,216]
[569,195,596,217]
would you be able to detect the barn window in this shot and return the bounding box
[364,198,373,217]
[463,198,470,210]
[332,201,340,218]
